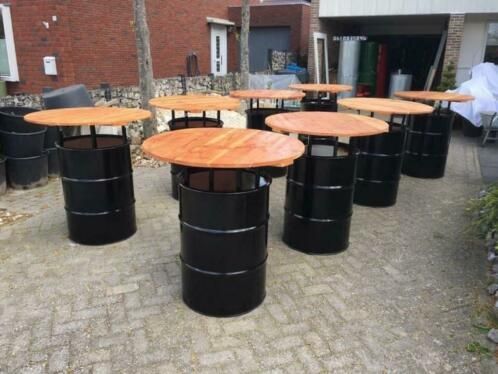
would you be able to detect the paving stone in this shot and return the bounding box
[0,133,495,373]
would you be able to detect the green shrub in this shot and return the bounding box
[468,184,498,240]
[437,62,457,92]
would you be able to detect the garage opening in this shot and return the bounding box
[249,26,291,72]
[326,15,448,97]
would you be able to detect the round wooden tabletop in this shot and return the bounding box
[289,83,353,94]
[229,89,305,101]
[142,128,305,169]
[394,91,475,103]
[266,112,389,137]
[24,107,151,127]
[149,94,241,112]
[338,98,434,116]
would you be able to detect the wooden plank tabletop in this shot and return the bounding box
[230,89,305,101]
[394,91,475,103]
[149,94,241,112]
[24,107,151,127]
[266,112,389,137]
[142,128,305,169]
[289,83,353,94]
[338,98,434,115]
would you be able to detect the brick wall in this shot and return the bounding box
[307,0,321,82]
[442,14,465,68]
[6,0,237,94]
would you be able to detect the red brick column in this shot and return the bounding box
[442,14,465,68]
[307,0,321,83]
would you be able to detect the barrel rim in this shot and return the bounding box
[168,116,224,124]
[0,128,47,136]
[56,134,130,152]
[5,151,48,161]
[0,106,40,117]
[179,170,271,197]
[298,149,358,161]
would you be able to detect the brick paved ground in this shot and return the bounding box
[0,133,495,373]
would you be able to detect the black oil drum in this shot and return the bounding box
[402,113,452,179]
[0,107,41,133]
[284,139,357,254]
[246,108,288,177]
[58,135,136,245]
[179,169,270,317]
[301,98,338,112]
[0,156,6,195]
[6,153,48,190]
[46,147,60,177]
[168,117,223,199]
[0,128,47,158]
[353,126,405,207]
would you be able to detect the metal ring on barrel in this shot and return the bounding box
[338,98,434,207]
[394,91,475,179]
[289,83,353,113]
[24,107,151,245]
[142,128,304,317]
[266,111,389,254]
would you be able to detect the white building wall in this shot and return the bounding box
[319,0,498,18]
[456,14,498,84]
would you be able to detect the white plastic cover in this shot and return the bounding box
[450,63,498,127]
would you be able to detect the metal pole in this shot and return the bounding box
[236,169,242,192]
[90,126,97,148]
[58,126,64,147]
[209,169,214,192]
[202,111,206,126]
[121,126,127,144]
[217,111,221,126]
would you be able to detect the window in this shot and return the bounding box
[484,23,498,65]
[0,5,18,81]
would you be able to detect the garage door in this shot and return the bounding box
[249,27,291,73]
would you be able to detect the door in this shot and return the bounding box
[249,27,290,72]
[211,25,227,76]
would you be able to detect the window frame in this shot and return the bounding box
[0,4,19,82]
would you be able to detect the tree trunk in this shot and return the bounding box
[240,0,250,90]
[133,0,156,139]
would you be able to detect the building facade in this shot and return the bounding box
[308,0,498,87]
[0,0,310,95]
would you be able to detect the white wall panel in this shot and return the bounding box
[320,0,498,17]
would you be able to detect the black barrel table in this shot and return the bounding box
[394,91,474,179]
[338,98,434,207]
[266,112,388,254]
[142,128,304,317]
[230,89,305,178]
[24,107,151,245]
[289,83,352,112]
[149,94,241,200]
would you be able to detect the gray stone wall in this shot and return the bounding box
[0,74,240,142]
[0,74,240,110]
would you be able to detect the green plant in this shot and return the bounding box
[437,62,457,92]
[466,341,492,356]
[468,184,498,241]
